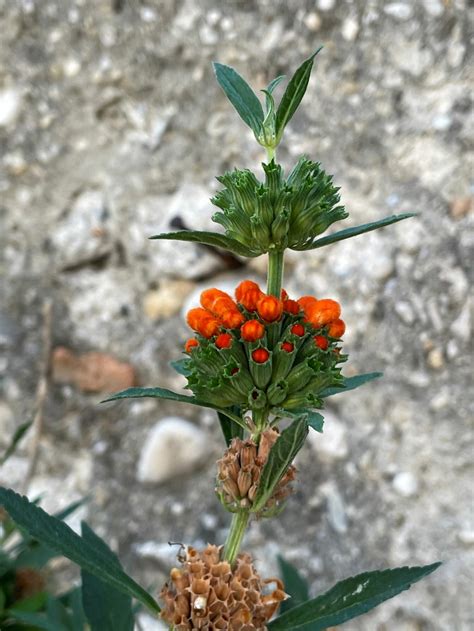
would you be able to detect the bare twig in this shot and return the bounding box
[22,299,53,491]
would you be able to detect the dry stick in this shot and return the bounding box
[22,299,53,492]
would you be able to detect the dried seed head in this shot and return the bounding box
[160,544,287,630]
[216,430,296,515]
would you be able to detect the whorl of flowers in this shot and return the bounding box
[160,544,286,630]
[210,158,347,255]
[216,428,296,517]
[183,280,346,413]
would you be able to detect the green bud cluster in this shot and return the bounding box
[211,158,348,256]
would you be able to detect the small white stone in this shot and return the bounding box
[341,16,359,42]
[317,0,335,11]
[137,418,208,484]
[0,88,22,127]
[322,483,348,533]
[140,6,158,22]
[307,411,348,462]
[136,613,168,630]
[458,530,474,546]
[450,301,472,342]
[63,58,81,77]
[422,0,444,16]
[395,301,415,325]
[427,348,444,370]
[393,472,418,497]
[384,3,413,20]
[304,12,322,31]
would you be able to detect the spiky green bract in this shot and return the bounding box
[211,158,347,256]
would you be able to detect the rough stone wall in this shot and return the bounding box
[0,0,472,629]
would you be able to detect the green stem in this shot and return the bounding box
[267,249,284,297]
[223,511,250,565]
[266,145,276,162]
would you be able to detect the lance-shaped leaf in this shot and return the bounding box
[272,408,324,433]
[102,386,247,431]
[170,358,190,377]
[294,213,416,251]
[277,555,310,614]
[268,562,441,630]
[251,419,308,513]
[275,47,323,141]
[1,420,32,465]
[217,410,244,446]
[81,522,134,631]
[0,487,160,614]
[321,372,383,398]
[149,229,260,257]
[213,62,264,136]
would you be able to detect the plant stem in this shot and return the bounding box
[266,145,276,162]
[223,511,250,565]
[267,249,284,297]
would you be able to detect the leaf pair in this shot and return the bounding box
[273,557,441,629]
[214,48,322,149]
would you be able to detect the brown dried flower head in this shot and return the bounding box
[160,544,286,630]
[216,428,296,516]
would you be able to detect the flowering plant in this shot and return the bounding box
[0,50,440,630]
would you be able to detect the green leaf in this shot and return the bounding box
[217,409,244,446]
[102,386,247,430]
[275,48,322,141]
[272,409,324,433]
[0,487,160,615]
[268,562,441,630]
[321,372,382,398]
[81,522,134,631]
[1,421,32,465]
[213,62,264,136]
[294,213,416,251]
[266,75,286,95]
[149,229,259,257]
[7,610,66,631]
[6,592,47,613]
[278,556,309,614]
[251,420,308,512]
[170,359,190,377]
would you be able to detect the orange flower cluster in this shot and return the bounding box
[185,281,345,352]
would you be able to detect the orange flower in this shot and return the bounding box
[306,299,341,328]
[297,296,318,315]
[283,299,300,315]
[215,332,233,349]
[200,288,232,311]
[185,338,199,352]
[314,335,329,350]
[257,295,283,322]
[236,280,264,311]
[290,323,305,337]
[281,341,294,353]
[252,348,270,363]
[327,318,346,338]
[281,288,289,301]
[241,319,265,342]
[186,308,221,338]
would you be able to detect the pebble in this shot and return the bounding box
[317,0,335,11]
[322,482,348,534]
[0,87,22,127]
[341,17,359,42]
[449,197,473,220]
[143,280,194,321]
[422,0,444,16]
[427,348,444,370]
[450,301,471,342]
[393,472,418,497]
[136,418,208,484]
[307,411,348,462]
[458,530,474,546]
[384,2,413,20]
[395,301,415,325]
[0,402,16,445]
[304,12,322,32]
[52,347,136,393]
[51,189,111,269]
[136,614,168,630]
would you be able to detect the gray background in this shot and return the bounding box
[0,0,472,629]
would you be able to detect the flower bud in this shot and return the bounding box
[291,323,305,337]
[283,299,300,315]
[185,338,199,352]
[236,280,264,311]
[241,319,265,342]
[297,296,318,315]
[252,348,270,364]
[281,341,294,353]
[314,335,329,350]
[186,308,221,338]
[200,288,232,311]
[328,318,346,338]
[257,295,283,323]
[306,299,341,327]
[215,333,233,349]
